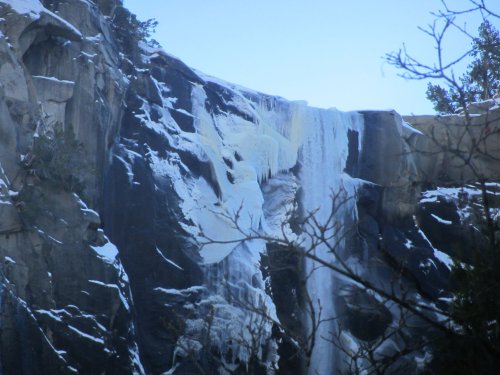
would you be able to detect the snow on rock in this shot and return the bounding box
[419,227,454,270]
[417,182,500,273]
[154,247,184,270]
[67,325,105,345]
[2,0,44,15]
[420,184,500,222]
[31,75,75,85]
[90,241,118,263]
[2,0,83,39]
[430,213,453,225]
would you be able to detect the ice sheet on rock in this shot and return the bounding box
[140,74,303,264]
[187,84,306,264]
[134,100,170,138]
[170,244,278,372]
[261,172,298,240]
[174,293,276,372]
[84,33,102,42]
[0,166,12,204]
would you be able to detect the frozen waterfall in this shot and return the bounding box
[298,108,364,374]
[148,70,365,372]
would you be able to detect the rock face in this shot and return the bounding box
[0,1,499,375]
[336,285,392,342]
[405,110,500,184]
[0,0,140,373]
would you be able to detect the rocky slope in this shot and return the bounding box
[0,1,499,374]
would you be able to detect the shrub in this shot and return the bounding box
[31,123,90,195]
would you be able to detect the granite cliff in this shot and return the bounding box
[0,1,499,374]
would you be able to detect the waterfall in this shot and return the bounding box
[152,71,365,372]
[298,108,364,374]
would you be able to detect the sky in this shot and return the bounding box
[123,0,499,115]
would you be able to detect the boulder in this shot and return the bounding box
[336,285,393,342]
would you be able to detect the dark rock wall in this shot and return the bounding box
[103,66,204,372]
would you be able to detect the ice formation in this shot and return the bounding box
[135,63,366,372]
[299,109,364,374]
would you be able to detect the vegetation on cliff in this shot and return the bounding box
[426,20,500,113]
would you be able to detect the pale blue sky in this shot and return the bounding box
[123,0,499,115]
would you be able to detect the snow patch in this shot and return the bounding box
[32,75,75,85]
[67,325,104,345]
[90,241,118,263]
[418,228,453,269]
[154,247,184,270]
[4,256,16,264]
[430,213,453,225]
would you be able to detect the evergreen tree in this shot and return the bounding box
[428,186,500,374]
[426,20,500,113]
[112,6,159,59]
